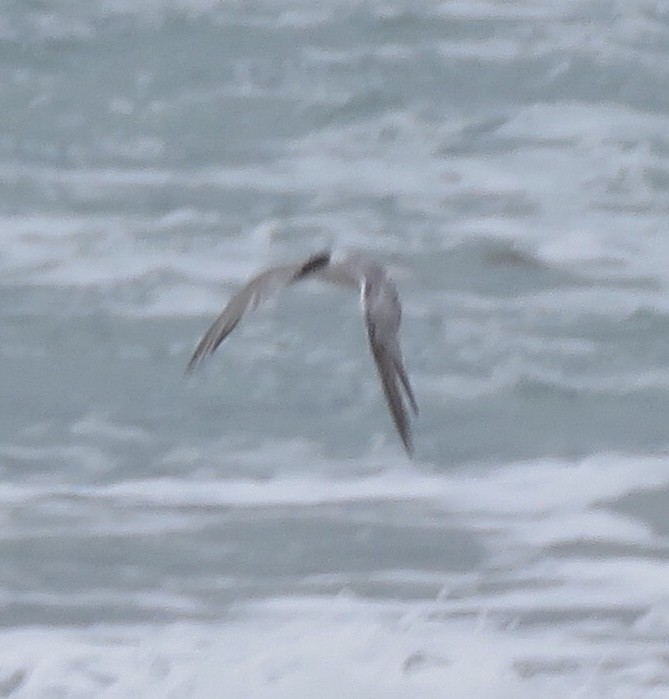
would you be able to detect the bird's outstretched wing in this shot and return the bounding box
[363,280,419,456]
[186,252,330,373]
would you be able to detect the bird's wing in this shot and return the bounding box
[186,253,329,373]
[363,283,418,456]
[390,351,419,416]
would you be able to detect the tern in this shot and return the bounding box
[186,251,419,455]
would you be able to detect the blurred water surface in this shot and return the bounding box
[2,1,669,696]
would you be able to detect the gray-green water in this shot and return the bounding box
[2,1,669,696]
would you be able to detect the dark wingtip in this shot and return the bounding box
[184,354,200,376]
[293,250,331,280]
[401,433,415,458]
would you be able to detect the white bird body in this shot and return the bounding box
[186,251,419,455]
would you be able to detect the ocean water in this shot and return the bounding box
[2,0,669,696]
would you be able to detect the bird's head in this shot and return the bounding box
[294,250,331,279]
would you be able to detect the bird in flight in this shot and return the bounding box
[186,250,419,455]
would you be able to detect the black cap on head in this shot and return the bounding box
[294,251,331,279]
